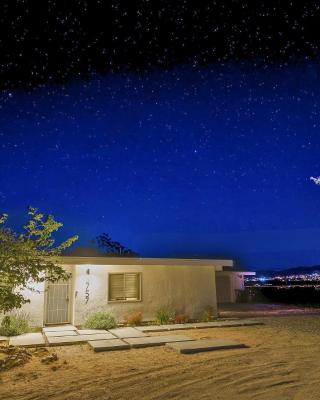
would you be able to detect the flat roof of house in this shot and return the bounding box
[61,247,234,269]
[219,267,256,275]
[60,255,234,269]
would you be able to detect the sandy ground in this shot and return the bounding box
[219,303,320,318]
[1,316,320,400]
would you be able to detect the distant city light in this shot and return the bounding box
[245,271,320,289]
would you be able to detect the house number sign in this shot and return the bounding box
[85,268,90,304]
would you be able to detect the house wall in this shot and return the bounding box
[216,273,233,303]
[19,281,46,326]
[19,263,219,326]
[72,264,218,324]
[216,272,245,303]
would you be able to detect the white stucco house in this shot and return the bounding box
[20,248,253,327]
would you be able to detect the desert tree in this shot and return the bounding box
[96,232,138,257]
[0,207,78,313]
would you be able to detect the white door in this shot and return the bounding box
[45,280,71,325]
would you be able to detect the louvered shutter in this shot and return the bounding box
[125,273,140,300]
[109,274,125,301]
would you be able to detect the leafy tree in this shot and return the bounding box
[96,232,138,257]
[0,207,78,313]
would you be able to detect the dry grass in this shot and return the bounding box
[1,316,320,400]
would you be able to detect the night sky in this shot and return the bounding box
[1,1,320,269]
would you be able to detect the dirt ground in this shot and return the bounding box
[1,316,320,400]
[219,303,320,318]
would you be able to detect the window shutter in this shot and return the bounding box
[109,274,125,301]
[108,273,141,301]
[125,273,140,300]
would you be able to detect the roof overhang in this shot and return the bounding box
[218,267,256,275]
[60,256,233,270]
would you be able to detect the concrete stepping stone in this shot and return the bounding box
[77,329,109,335]
[109,327,147,338]
[187,322,222,329]
[124,335,194,348]
[89,339,130,352]
[9,332,46,347]
[187,320,263,329]
[135,325,168,333]
[218,318,240,321]
[43,325,76,333]
[136,320,263,333]
[47,335,87,346]
[160,324,195,331]
[202,320,262,327]
[45,330,78,337]
[79,333,116,341]
[231,320,263,326]
[166,339,247,354]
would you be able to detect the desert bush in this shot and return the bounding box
[84,311,116,330]
[124,311,143,326]
[0,312,30,336]
[200,305,215,322]
[155,305,174,325]
[174,313,189,324]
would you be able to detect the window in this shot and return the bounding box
[108,273,141,302]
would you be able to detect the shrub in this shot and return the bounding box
[155,305,174,325]
[124,311,143,326]
[0,312,30,336]
[174,314,189,324]
[84,311,116,330]
[200,305,215,322]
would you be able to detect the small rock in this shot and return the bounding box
[41,353,58,364]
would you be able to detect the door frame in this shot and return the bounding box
[43,278,73,326]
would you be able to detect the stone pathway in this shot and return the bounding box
[166,339,247,354]
[76,329,109,335]
[2,320,258,351]
[43,325,76,332]
[45,330,78,337]
[155,323,195,331]
[47,335,87,346]
[9,333,46,347]
[123,335,194,348]
[135,319,263,332]
[109,327,147,339]
[89,339,130,352]
[79,333,115,341]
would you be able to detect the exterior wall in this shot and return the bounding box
[216,273,233,303]
[18,261,223,327]
[19,281,46,327]
[216,272,245,303]
[73,264,217,324]
[234,273,245,291]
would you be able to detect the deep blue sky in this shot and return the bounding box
[1,61,320,269]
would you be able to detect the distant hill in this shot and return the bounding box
[256,265,320,277]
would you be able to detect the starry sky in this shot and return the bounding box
[1,1,320,269]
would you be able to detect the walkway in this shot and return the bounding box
[0,319,261,352]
